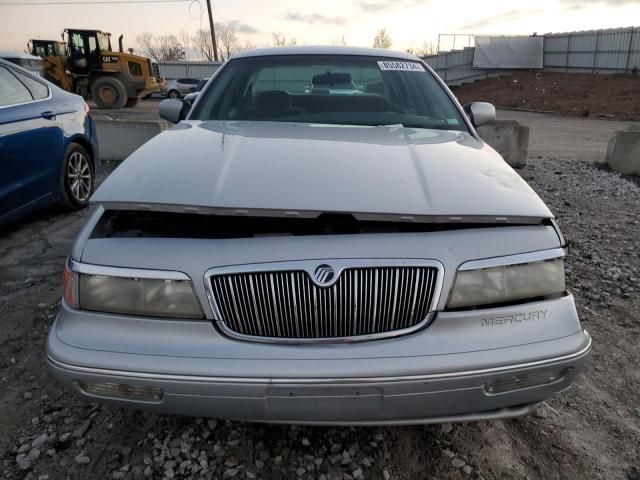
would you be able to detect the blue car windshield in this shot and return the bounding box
[191,55,468,131]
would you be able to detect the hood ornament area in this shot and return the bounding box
[313,264,335,286]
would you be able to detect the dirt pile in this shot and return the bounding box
[453,71,640,121]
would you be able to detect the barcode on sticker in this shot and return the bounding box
[377,61,425,72]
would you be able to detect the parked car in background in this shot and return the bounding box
[48,47,590,425]
[161,78,199,99]
[0,58,98,226]
[183,78,209,106]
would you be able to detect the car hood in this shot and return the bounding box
[92,121,553,223]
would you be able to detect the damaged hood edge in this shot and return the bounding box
[93,201,551,225]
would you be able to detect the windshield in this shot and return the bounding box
[191,55,467,131]
[97,33,111,51]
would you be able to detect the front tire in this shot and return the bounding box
[60,143,94,210]
[90,76,128,109]
[168,89,180,99]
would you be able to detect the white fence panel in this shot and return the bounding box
[543,26,639,73]
[157,61,222,79]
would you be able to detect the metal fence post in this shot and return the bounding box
[592,31,600,72]
[625,27,635,72]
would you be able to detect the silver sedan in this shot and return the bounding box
[161,77,200,98]
[47,46,590,425]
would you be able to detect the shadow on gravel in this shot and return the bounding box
[0,206,71,237]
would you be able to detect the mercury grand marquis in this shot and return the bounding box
[46,46,591,425]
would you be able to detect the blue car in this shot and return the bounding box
[0,58,98,225]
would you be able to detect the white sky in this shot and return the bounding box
[0,0,639,54]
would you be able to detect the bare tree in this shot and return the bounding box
[136,32,186,61]
[414,40,436,57]
[193,29,215,61]
[372,28,392,49]
[179,30,192,61]
[272,33,297,47]
[331,35,347,46]
[216,22,239,61]
[157,35,186,61]
[136,32,159,61]
[241,40,257,51]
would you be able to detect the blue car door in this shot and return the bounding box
[0,65,64,219]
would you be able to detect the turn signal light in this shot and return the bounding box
[76,381,163,402]
[484,368,571,395]
[62,261,79,308]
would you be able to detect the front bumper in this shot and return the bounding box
[47,336,590,425]
[47,295,591,424]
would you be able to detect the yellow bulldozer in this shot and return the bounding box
[30,29,163,109]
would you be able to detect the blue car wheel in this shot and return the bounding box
[60,143,94,210]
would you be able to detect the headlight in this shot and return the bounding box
[448,257,565,309]
[63,261,204,319]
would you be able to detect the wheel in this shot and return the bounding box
[90,76,128,109]
[125,97,141,108]
[60,143,94,210]
[168,89,180,99]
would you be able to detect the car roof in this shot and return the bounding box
[0,51,42,61]
[231,45,422,61]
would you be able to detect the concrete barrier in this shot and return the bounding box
[606,125,640,176]
[94,118,169,162]
[477,120,530,168]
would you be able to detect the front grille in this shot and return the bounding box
[208,264,439,340]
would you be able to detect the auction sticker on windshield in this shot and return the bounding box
[377,61,425,72]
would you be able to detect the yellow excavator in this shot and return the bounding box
[30,29,163,109]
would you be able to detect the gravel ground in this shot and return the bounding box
[1,157,639,480]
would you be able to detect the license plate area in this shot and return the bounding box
[266,386,383,421]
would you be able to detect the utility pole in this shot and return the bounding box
[205,0,219,62]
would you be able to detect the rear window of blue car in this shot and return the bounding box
[13,70,49,100]
[0,66,49,107]
[0,67,32,106]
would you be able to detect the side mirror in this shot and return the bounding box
[463,102,496,128]
[159,98,190,124]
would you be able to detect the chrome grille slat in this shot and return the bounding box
[209,265,439,340]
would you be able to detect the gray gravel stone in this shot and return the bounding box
[31,433,48,449]
[16,454,32,471]
[443,449,455,459]
[223,467,239,478]
[534,404,550,418]
[72,419,92,439]
[18,443,31,454]
[452,458,466,469]
[75,453,91,465]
